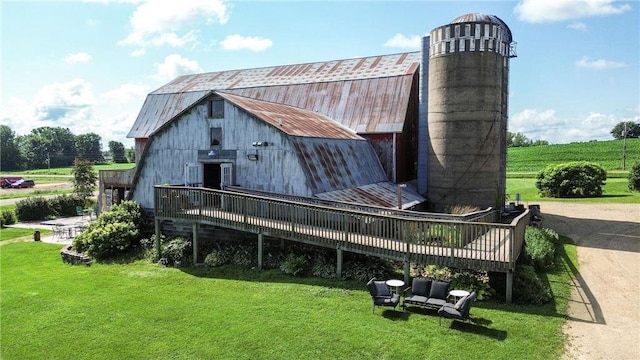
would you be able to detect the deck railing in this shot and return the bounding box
[154,185,528,273]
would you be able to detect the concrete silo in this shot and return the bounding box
[426,13,516,211]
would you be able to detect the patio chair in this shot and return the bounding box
[438,291,477,325]
[366,278,400,313]
[52,224,67,242]
[529,205,542,227]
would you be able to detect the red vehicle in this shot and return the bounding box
[10,179,35,188]
[1,176,24,188]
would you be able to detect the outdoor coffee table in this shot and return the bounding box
[449,289,470,303]
[385,279,405,295]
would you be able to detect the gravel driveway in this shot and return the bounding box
[538,202,639,360]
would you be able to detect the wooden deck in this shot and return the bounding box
[154,186,529,303]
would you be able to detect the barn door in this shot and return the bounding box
[184,163,201,187]
[220,163,233,189]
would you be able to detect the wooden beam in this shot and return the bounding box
[192,222,199,264]
[257,233,263,270]
[506,270,513,304]
[154,218,161,262]
[336,247,343,280]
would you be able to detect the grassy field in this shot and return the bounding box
[507,139,640,173]
[0,227,52,242]
[1,239,576,360]
[507,178,640,204]
[1,163,135,185]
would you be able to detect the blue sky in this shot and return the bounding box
[1,0,638,148]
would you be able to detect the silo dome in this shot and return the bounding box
[425,13,515,211]
[450,13,513,43]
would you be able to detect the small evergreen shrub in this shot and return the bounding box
[204,247,233,267]
[342,256,396,282]
[15,197,55,221]
[629,161,640,191]
[73,201,149,260]
[450,271,494,301]
[535,161,606,197]
[310,254,336,279]
[1,210,17,227]
[232,244,256,267]
[513,265,552,305]
[159,237,192,267]
[50,194,85,217]
[524,226,556,270]
[279,253,308,277]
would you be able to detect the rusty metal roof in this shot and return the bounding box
[315,182,425,209]
[128,52,420,139]
[291,138,388,194]
[152,52,420,94]
[216,92,362,140]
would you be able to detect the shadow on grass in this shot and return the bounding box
[447,320,508,340]
[381,309,409,321]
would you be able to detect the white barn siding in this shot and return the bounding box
[224,103,312,196]
[132,105,211,208]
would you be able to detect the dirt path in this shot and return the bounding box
[537,202,640,360]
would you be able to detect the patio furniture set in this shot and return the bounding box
[366,277,477,324]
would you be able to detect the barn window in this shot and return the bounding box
[207,99,224,118]
[210,127,222,147]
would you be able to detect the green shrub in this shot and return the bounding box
[342,256,396,282]
[73,201,149,260]
[524,226,556,270]
[280,253,308,277]
[310,254,336,279]
[204,247,233,267]
[629,161,640,191]
[50,194,85,217]
[535,161,607,197]
[159,237,192,267]
[450,271,494,301]
[15,197,55,221]
[1,210,17,227]
[513,265,552,305]
[232,244,256,267]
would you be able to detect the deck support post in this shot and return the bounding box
[336,247,343,280]
[154,218,161,262]
[506,270,513,304]
[192,222,199,264]
[257,233,263,270]
[403,260,410,284]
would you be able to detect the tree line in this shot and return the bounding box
[0,125,134,171]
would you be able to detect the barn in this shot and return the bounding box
[99,12,517,215]
[100,51,427,212]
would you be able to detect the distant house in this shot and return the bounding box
[100,52,426,211]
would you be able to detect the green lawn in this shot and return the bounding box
[1,239,576,360]
[0,227,52,242]
[506,177,640,204]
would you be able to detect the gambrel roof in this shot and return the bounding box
[216,92,362,140]
[127,52,421,139]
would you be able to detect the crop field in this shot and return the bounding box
[507,139,640,173]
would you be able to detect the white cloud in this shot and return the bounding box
[119,0,230,49]
[514,0,631,23]
[575,56,627,69]
[383,34,422,49]
[0,79,140,148]
[220,34,273,52]
[101,83,149,103]
[510,108,634,143]
[568,22,587,31]
[152,54,203,81]
[64,52,93,64]
[33,79,96,122]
